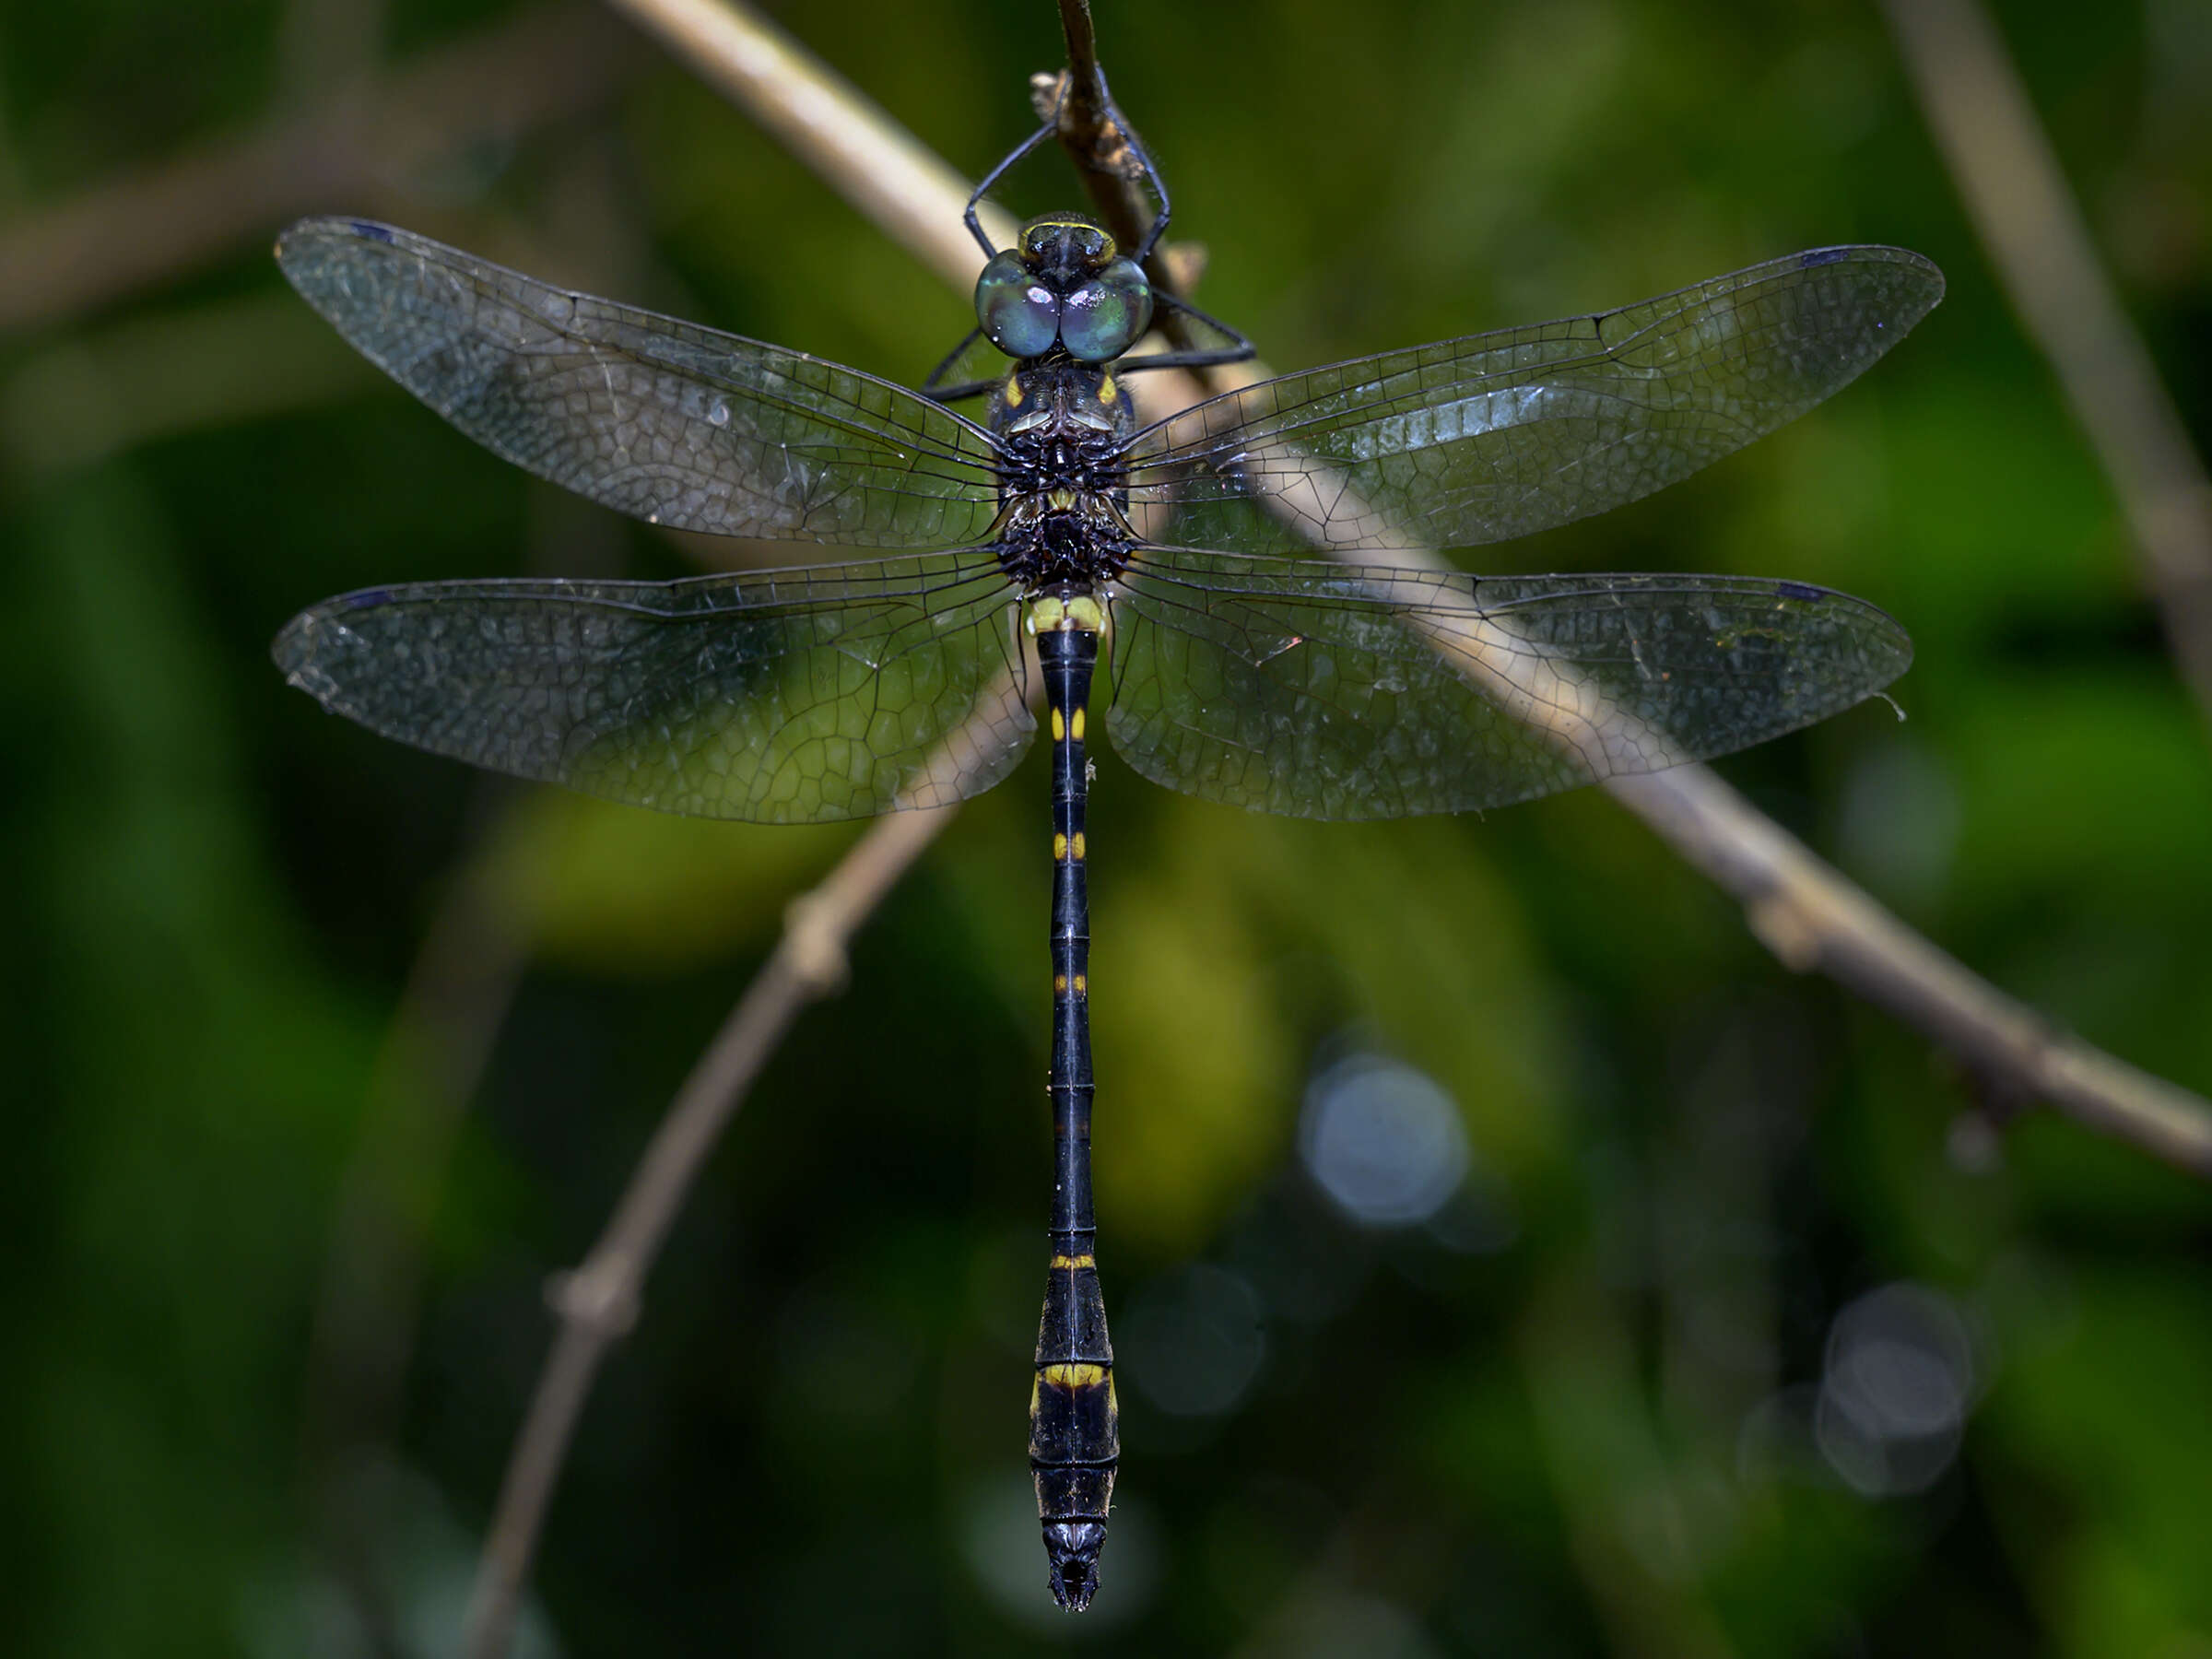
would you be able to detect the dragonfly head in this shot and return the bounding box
[976,213,1153,364]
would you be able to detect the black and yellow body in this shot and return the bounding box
[967,207,1160,1611]
[1028,609,1116,1611]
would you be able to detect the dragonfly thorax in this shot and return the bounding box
[990,359,1139,588]
[990,359,1132,442]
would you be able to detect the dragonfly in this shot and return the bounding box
[272,89,1942,1611]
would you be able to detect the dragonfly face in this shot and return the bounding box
[272,106,1940,1614]
[975,212,1153,362]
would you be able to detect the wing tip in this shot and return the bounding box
[272,588,397,702]
[1794,242,1947,315]
[275,215,403,275]
[270,607,325,691]
[1763,577,1914,677]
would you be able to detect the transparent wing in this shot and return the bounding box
[274,555,1033,824]
[278,218,1006,547]
[1122,247,1943,555]
[1104,547,1911,818]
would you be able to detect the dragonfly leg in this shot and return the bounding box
[920,324,991,401]
[964,112,1063,259]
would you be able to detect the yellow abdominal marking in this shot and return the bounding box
[1049,1253,1096,1270]
[1053,832,1069,860]
[1072,831,1086,861]
[1070,707,1086,742]
[1051,706,1066,741]
[1041,1362,1109,1389]
[1030,595,1066,632]
[1073,973,1088,994]
[1054,972,1068,994]
[1066,595,1106,631]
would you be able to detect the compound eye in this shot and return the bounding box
[1059,257,1153,362]
[975,250,1061,359]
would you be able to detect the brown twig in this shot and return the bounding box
[458,0,2212,1650]
[1879,0,2212,731]
[1055,0,1104,114]
[601,0,1010,290]
[459,781,1003,1655]
[1041,0,1133,225]
[1608,765,2212,1172]
[0,1,638,334]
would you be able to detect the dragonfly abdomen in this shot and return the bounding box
[1030,609,1116,1611]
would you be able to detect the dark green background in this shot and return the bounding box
[6,0,2209,1653]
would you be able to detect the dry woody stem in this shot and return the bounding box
[1881,0,2212,733]
[0,3,640,334]
[464,794,980,1655]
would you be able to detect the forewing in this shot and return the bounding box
[1105,548,1911,818]
[1123,247,1943,556]
[275,556,1033,823]
[278,218,1005,547]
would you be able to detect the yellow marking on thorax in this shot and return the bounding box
[1099,374,1118,406]
[1049,1253,1096,1271]
[1041,1362,1109,1389]
[1003,372,1024,406]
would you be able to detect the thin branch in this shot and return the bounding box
[0,1,638,334]
[1879,0,2212,730]
[1609,765,2212,1172]
[461,698,1018,1655]
[459,0,2212,1649]
[1055,0,1104,114]
[601,0,1008,290]
[1042,0,1136,239]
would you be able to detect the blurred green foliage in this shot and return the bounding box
[4,0,2210,1653]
